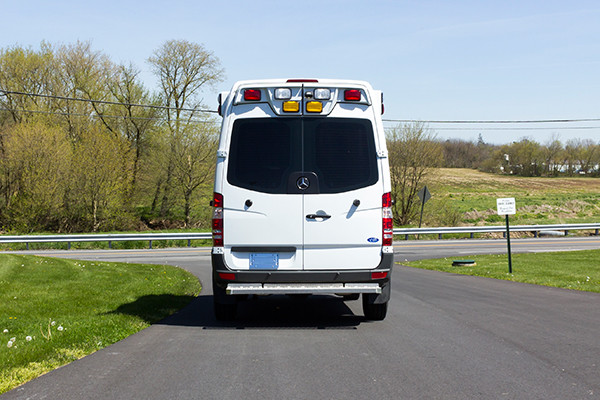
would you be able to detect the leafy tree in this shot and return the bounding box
[1,121,71,231]
[65,124,133,232]
[0,43,55,124]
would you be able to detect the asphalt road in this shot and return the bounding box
[3,237,600,399]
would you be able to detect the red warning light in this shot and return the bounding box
[244,89,261,101]
[344,89,361,101]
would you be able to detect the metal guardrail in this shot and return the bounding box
[394,223,600,240]
[0,223,599,249]
[0,232,211,250]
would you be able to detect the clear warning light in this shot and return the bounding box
[314,88,331,100]
[274,88,292,100]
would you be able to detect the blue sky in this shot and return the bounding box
[2,0,600,144]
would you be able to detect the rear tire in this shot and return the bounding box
[213,279,237,321]
[362,296,388,321]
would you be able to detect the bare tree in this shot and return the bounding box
[386,122,442,226]
[147,40,224,219]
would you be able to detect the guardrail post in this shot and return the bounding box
[565,230,569,236]
[67,242,71,250]
[108,241,112,249]
[405,234,409,240]
[149,240,152,249]
[596,229,599,236]
[26,242,29,250]
[438,233,442,240]
[533,231,538,238]
[470,233,474,239]
[188,239,191,247]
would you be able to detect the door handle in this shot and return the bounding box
[306,214,331,220]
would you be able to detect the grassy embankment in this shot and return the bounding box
[411,169,600,240]
[429,168,600,226]
[0,254,201,394]
[403,249,600,293]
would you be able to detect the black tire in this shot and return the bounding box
[214,301,237,321]
[213,279,237,321]
[362,296,388,321]
[342,293,360,301]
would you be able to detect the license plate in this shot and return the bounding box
[249,253,279,270]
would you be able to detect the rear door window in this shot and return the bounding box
[227,119,299,194]
[304,119,378,193]
[227,118,377,194]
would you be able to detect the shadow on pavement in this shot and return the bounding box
[106,294,198,324]
[157,294,365,330]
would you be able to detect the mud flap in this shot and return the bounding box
[363,280,390,305]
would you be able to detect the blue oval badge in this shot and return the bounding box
[367,237,379,243]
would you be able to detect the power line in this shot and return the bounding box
[382,124,600,131]
[383,118,600,124]
[0,107,218,124]
[0,89,217,114]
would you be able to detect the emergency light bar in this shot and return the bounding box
[233,84,375,116]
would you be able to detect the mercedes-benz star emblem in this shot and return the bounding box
[296,176,310,190]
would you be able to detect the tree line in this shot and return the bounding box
[442,134,600,177]
[0,40,223,233]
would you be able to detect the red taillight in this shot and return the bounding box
[344,89,361,101]
[244,89,261,101]
[371,271,388,280]
[218,273,236,281]
[382,192,393,247]
[212,192,223,247]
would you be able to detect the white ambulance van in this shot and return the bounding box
[211,79,394,321]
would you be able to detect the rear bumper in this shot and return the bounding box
[212,252,393,302]
[226,282,382,295]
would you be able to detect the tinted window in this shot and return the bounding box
[227,118,377,194]
[305,119,378,193]
[227,119,298,194]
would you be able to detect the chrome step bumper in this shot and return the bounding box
[226,283,382,295]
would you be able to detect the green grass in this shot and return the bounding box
[0,254,201,394]
[426,168,600,227]
[403,249,600,293]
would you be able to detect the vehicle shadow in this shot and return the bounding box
[105,294,197,324]
[157,294,365,330]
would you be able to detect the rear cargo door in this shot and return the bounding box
[223,118,304,271]
[301,118,383,270]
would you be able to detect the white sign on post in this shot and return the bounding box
[496,197,516,215]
